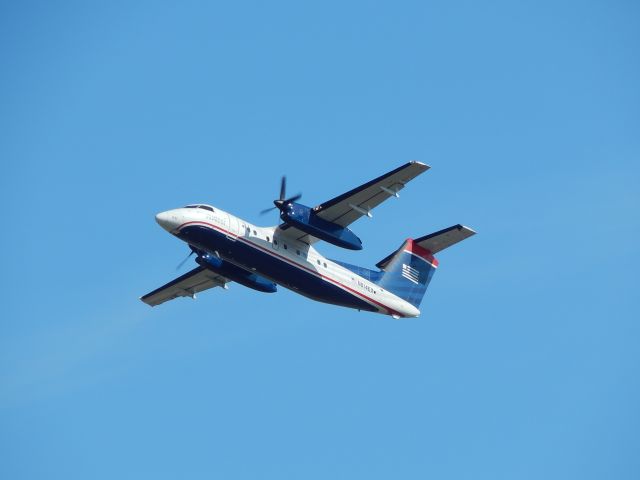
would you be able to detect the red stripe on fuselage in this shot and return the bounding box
[176,221,404,317]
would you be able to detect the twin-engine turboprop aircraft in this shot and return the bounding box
[141,162,475,318]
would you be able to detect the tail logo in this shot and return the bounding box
[401,264,420,284]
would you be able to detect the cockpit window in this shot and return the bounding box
[184,204,214,212]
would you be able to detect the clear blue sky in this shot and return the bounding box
[1,1,639,478]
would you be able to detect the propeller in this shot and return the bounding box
[260,176,302,215]
[176,247,196,270]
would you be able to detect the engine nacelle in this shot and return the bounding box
[280,203,363,250]
[196,254,277,293]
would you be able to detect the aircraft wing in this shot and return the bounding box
[314,161,429,227]
[140,266,229,306]
[278,161,430,245]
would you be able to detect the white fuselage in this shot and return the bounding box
[156,206,420,318]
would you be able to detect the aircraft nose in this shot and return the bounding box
[155,211,176,232]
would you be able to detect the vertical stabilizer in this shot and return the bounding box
[375,239,438,308]
[374,225,475,309]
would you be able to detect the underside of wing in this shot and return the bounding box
[376,224,476,270]
[141,266,229,307]
[414,225,476,254]
[313,161,430,228]
[276,224,319,246]
[276,161,430,246]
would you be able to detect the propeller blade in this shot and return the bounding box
[260,206,277,215]
[285,193,302,203]
[176,250,195,270]
[279,176,286,201]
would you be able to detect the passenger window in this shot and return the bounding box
[283,244,287,250]
[253,230,257,235]
[323,262,327,268]
[296,249,300,256]
[317,259,321,265]
[266,236,270,242]
[274,239,278,245]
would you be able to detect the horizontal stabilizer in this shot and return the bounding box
[414,224,476,254]
[376,224,475,270]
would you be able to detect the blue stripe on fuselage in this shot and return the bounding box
[177,225,378,312]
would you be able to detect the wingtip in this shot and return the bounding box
[459,225,477,235]
[139,296,153,306]
[410,160,431,170]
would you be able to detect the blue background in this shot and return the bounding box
[1,1,638,478]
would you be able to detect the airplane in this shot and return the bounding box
[141,161,475,319]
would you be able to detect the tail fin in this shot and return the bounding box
[375,225,475,308]
[375,239,438,308]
